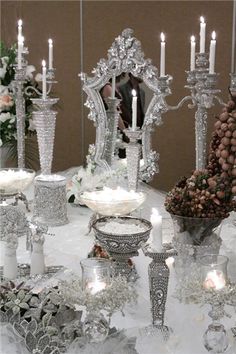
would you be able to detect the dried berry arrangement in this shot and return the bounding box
[165,92,236,244]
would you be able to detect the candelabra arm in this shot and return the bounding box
[24,85,42,97]
[164,95,196,111]
[213,95,227,107]
[47,83,53,96]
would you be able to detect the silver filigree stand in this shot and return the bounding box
[33,175,68,226]
[31,98,59,175]
[103,97,120,166]
[142,244,177,337]
[124,128,142,191]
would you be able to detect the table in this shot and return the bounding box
[1,169,236,354]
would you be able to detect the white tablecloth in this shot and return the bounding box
[1,172,236,354]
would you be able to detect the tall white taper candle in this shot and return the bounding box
[131,89,137,131]
[48,39,53,70]
[190,35,196,71]
[111,74,116,99]
[17,35,24,70]
[200,16,206,53]
[42,60,47,100]
[209,31,216,74]
[160,32,166,77]
[150,208,162,251]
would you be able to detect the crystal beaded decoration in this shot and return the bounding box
[33,175,68,226]
[31,98,59,175]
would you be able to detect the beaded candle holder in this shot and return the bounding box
[32,174,68,226]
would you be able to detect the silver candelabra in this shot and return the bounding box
[157,53,236,170]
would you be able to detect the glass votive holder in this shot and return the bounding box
[80,258,112,295]
[199,255,228,291]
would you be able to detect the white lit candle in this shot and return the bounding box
[160,32,166,77]
[111,74,116,99]
[150,208,162,251]
[190,35,196,71]
[131,89,137,130]
[87,280,107,295]
[48,38,53,70]
[18,19,23,38]
[42,60,47,100]
[200,16,206,53]
[17,35,24,70]
[203,269,226,290]
[209,31,216,74]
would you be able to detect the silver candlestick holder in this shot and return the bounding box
[13,65,28,169]
[11,44,30,169]
[124,128,142,191]
[230,73,236,93]
[103,97,120,166]
[142,244,177,338]
[31,97,59,175]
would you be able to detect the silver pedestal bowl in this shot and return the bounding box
[92,216,152,281]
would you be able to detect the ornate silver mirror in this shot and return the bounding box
[80,28,165,182]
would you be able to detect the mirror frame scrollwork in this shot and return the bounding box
[80,28,165,182]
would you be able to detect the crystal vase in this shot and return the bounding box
[171,214,223,273]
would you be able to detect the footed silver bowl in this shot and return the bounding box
[92,216,152,281]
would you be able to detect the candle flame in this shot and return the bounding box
[42,59,46,67]
[211,31,216,40]
[160,32,165,42]
[18,19,23,26]
[132,89,136,97]
[200,16,205,24]
[48,38,53,46]
[191,35,195,42]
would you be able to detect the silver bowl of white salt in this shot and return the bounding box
[79,187,146,216]
[0,168,35,196]
[93,216,152,254]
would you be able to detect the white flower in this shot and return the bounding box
[35,73,42,82]
[0,85,9,95]
[26,65,35,80]
[1,56,9,66]
[0,138,2,147]
[0,112,11,123]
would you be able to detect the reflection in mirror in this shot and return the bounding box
[80,28,163,182]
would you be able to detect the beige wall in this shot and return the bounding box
[1,0,234,191]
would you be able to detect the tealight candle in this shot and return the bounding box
[87,280,107,295]
[200,255,228,291]
[80,258,111,296]
[131,89,137,130]
[203,269,226,290]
